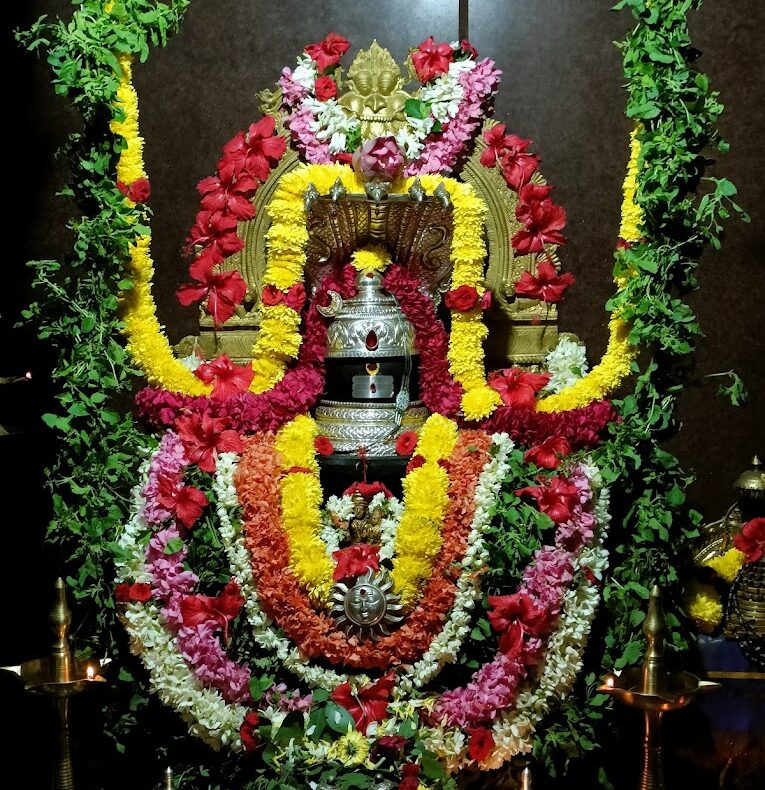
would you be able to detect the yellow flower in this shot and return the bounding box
[619,125,643,243]
[415,413,458,463]
[330,730,370,766]
[704,548,746,584]
[275,416,334,604]
[685,582,723,633]
[351,245,391,275]
[536,317,636,412]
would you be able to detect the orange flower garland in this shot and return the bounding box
[235,431,491,671]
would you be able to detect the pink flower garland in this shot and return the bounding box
[140,430,189,524]
[405,59,502,176]
[431,465,596,728]
[144,520,252,705]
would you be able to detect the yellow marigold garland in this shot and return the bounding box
[536,127,643,412]
[391,414,457,607]
[704,547,746,584]
[112,55,210,395]
[274,415,334,604]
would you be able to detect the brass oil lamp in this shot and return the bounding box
[3,577,105,789]
[599,585,719,790]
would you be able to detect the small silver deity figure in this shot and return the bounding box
[330,569,403,641]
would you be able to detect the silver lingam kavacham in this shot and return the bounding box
[331,568,403,641]
[315,269,428,456]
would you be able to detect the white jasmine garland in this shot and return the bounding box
[305,98,359,153]
[290,54,317,90]
[543,335,589,394]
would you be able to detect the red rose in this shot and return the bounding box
[411,37,453,82]
[115,583,131,603]
[406,454,426,474]
[488,368,551,409]
[314,436,334,456]
[305,32,350,72]
[734,517,765,563]
[332,543,380,581]
[284,282,307,311]
[240,710,260,752]
[459,39,479,59]
[398,762,420,790]
[395,431,419,456]
[444,284,479,312]
[129,582,152,603]
[314,75,338,100]
[468,728,495,762]
[260,284,284,306]
[523,436,572,470]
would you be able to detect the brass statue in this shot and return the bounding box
[348,492,384,545]
[339,41,410,139]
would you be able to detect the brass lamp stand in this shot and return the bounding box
[4,577,105,789]
[599,585,719,790]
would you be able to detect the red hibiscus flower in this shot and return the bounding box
[444,284,480,312]
[186,209,244,259]
[194,355,254,400]
[523,435,572,470]
[406,454,426,473]
[480,124,513,168]
[175,413,244,473]
[240,710,260,752]
[314,435,334,456]
[411,37,453,82]
[515,476,580,524]
[515,260,575,303]
[342,481,394,499]
[177,253,248,327]
[512,188,567,254]
[197,162,258,220]
[222,116,287,182]
[180,578,244,640]
[488,591,554,656]
[157,478,209,529]
[488,368,551,409]
[332,543,380,581]
[499,136,539,191]
[117,177,151,203]
[734,517,765,563]
[468,728,495,762]
[305,32,350,72]
[399,762,420,790]
[395,431,419,456]
[314,75,338,100]
[331,674,395,732]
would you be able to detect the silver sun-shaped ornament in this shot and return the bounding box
[330,568,404,641]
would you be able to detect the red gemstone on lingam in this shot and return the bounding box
[366,330,378,350]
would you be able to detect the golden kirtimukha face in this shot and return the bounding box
[339,40,410,139]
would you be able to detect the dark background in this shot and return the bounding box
[2,1,763,787]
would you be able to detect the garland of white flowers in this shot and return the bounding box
[114,440,607,766]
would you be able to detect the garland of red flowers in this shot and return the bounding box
[383,264,463,416]
[176,116,287,326]
[235,431,491,672]
[475,399,619,448]
[135,266,357,430]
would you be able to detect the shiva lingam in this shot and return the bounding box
[3,578,105,790]
[599,585,719,790]
[314,266,428,457]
